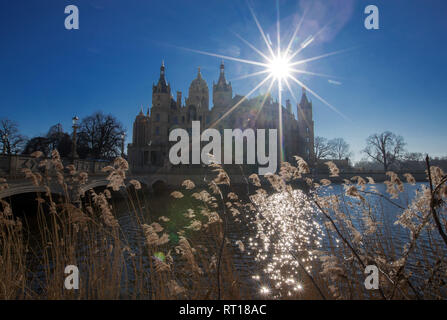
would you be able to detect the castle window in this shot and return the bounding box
[156,114,160,122]
[182,116,185,123]
[306,127,309,134]
[206,116,210,124]
[173,116,178,124]
[199,116,202,123]
[155,127,160,135]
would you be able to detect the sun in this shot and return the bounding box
[267,54,292,81]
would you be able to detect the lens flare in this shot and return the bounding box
[180,1,350,163]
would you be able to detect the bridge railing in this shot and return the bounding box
[0,154,111,180]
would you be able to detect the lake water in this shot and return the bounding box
[112,181,445,297]
[19,181,446,298]
[316,182,446,279]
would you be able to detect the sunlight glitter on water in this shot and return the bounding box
[249,189,323,296]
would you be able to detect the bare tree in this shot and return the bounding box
[23,123,72,157]
[363,131,406,171]
[314,136,333,162]
[0,118,27,155]
[46,124,72,157]
[23,137,51,156]
[328,138,352,160]
[77,112,126,160]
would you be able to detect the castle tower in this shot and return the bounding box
[128,106,151,168]
[132,107,150,146]
[212,61,233,124]
[152,61,171,106]
[150,61,172,143]
[297,87,315,162]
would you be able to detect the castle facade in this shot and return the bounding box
[128,62,315,171]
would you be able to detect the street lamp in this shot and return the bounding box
[2,134,7,155]
[121,132,126,157]
[70,116,79,160]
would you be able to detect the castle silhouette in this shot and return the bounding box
[128,61,314,170]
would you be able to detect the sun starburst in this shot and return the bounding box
[180,1,349,161]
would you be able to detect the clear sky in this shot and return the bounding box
[0,0,446,161]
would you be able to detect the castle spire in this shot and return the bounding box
[197,66,202,79]
[217,60,227,87]
[137,106,144,118]
[153,60,169,93]
[160,60,165,77]
[300,86,309,105]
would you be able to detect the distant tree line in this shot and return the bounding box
[315,130,447,172]
[0,112,126,160]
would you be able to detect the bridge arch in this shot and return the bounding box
[151,179,168,194]
[0,184,64,200]
[79,179,110,196]
[128,175,168,192]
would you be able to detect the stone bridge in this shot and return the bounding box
[0,155,177,200]
[0,154,237,200]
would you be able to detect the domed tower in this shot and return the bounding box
[297,87,315,162]
[212,61,232,124]
[186,67,210,128]
[186,67,209,110]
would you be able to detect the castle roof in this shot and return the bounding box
[189,67,208,91]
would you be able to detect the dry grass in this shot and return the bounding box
[0,151,446,300]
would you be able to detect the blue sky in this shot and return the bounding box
[0,0,446,161]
